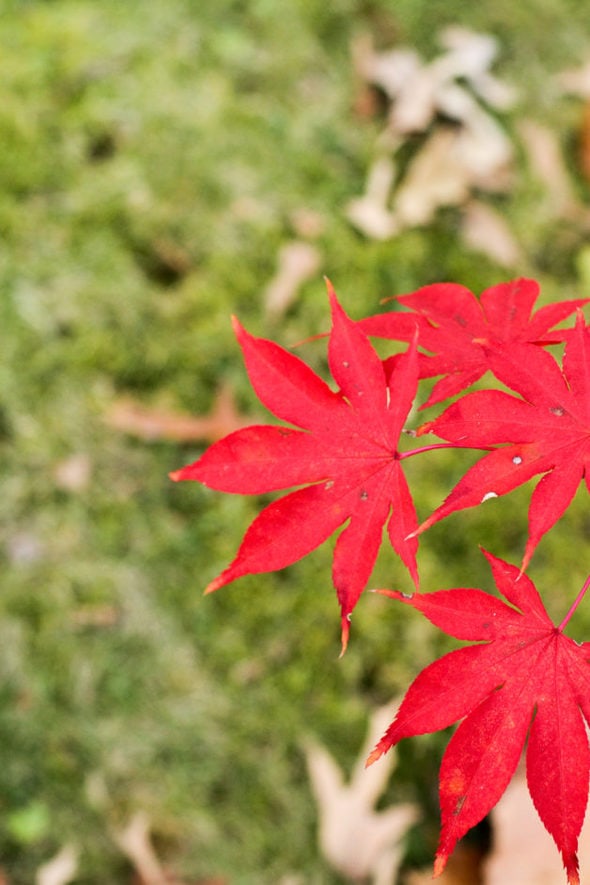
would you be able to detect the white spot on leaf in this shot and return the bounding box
[512,455,523,465]
[481,491,498,502]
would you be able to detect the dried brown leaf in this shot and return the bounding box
[393,117,512,228]
[263,241,321,320]
[304,703,418,884]
[346,154,399,239]
[113,812,169,885]
[558,61,590,98]
[347,28,515,238]
[36,845,79,885]
[517,120,582,218]
[461,201,523,268]
[106,384,253,444]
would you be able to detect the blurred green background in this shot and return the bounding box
[3,0,590,881]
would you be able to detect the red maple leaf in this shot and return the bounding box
[171,282,420,650]
[359,277,586,406]
[415,314,590,570]
[367,551,590,885]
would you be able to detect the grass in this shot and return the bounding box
[2,0,590,881]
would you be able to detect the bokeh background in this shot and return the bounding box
[3,1,590,882]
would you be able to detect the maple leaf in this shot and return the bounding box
[171,282,420,651]
[415,314,590,570]
[359,277,587,406]
[304,702,417,883]
[106,383,253,443]
[367,551,590,885]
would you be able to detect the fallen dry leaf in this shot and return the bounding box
[355,26,516,136]
[115,812,216,885]
[558,61,590,98]
[346,153,400,239]
[437,27,516,110]
[392,117,512,229]
[264,241,322,320]
[395,127,470,225]
[304,703,418,884]
[347,27,516,239]
[36,844,79,885]
[517,120,583,219]
[106,384,254,444]
[113,812,169,885]
[460,200,524,268]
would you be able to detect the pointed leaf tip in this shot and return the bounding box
[204,575,225,595]
[365,745,384,768]
[231,312,254,353]
[169,470,183,482]
[339,613,350,657]
[324,277,340,314]
[433,854,447,878]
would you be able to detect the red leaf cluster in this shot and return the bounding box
[173,282,420,652]
[369,552,590,884]
[171,276,590,882]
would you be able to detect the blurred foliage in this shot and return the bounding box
[2,0,590,881]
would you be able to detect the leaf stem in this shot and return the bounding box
[399,441,495,460]
[558,573,590,632]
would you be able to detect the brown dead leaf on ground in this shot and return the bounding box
[264,241,322,320]
[114,812,169,885]
[35,845,79,885]
[347,27,517,241]
[392,120,512,229]
[114,811,211,885]
[304,702,418,885]
[460,200,524,268]
[346,152,400,240]
[106,384,254,444]
[558,60,590,98]
[517,120,586,220]
[353,28,515,136]
[116,811,225,885]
